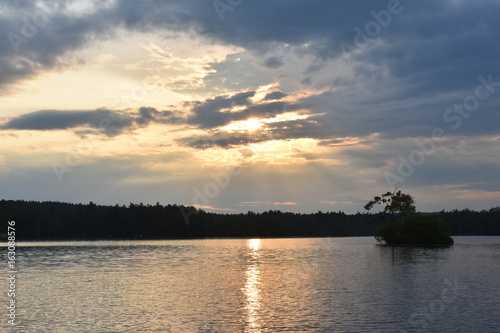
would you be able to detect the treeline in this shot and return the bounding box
[0,200,499,240]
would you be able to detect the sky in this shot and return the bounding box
[1,0,499,214]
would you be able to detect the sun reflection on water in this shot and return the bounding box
[244,239,262,332]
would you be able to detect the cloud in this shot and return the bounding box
[179,134,261,150]
[239,201,297,206]
[0,107,183,136]
[301,77,312,86]
[192,205,234,211]
[186,91,255,128]
[0,1,115,93]
[264,91,288,100]
[239,148,255,158]
[1,109,130,133]
[186,90,288,128]
[262,56,283,69]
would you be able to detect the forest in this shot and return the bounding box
[0,199,499,240]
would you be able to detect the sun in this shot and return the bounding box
[245,118,264,132]
[220,111,311,134]
[220,117,265,132]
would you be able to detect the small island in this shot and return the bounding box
[365,189,454,246]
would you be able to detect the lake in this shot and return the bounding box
[2,236,500,332]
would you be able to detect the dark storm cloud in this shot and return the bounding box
[1,109,132,132]
[263,91,288,100]
[265,119,329,140]
[301,77,312,86]
[186,91,255,128]
[136,107,158,125]
[243,101,287,119]
[262,56,283,69]
[0,107,182,136]
[0,1,114,92]
[3,0,499,96]
[180,134,261,150]
[186,91,288,128]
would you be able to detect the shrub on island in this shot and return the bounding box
[375,214,454,246]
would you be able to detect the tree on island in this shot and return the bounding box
[365,189,454,246]
[364,188,416,221]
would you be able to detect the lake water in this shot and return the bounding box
[2,236,500,332]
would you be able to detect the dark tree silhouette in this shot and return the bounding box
[0,199,499,241]
[364,188,416,221]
